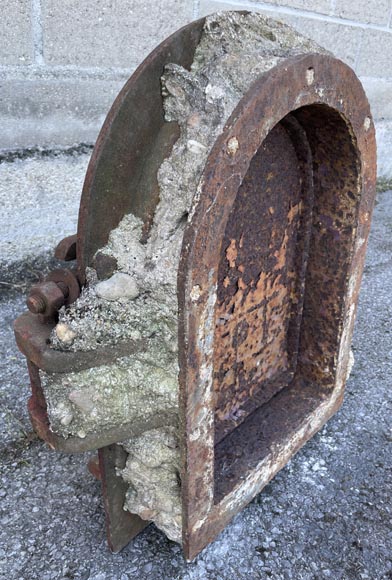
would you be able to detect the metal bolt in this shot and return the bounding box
[26,281,67,318]
[26,294,46,314]
[56,281,69,299]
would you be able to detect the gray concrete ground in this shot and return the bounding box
[0,153,391,580]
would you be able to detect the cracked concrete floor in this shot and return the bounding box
[0,154,391,580]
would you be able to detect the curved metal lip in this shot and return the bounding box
[76,15,210,280]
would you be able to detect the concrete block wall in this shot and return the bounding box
[1,0,391,176]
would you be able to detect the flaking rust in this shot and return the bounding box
[14,11,376,560]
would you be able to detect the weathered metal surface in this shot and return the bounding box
[13,13,376,561]
[87,455,102,480]
[54,234,77,261]
[46,268,80,304]
[213,115,313,444]
[76,18,205,282]
[26,268,80,321]
[27,281,65,319]
[179,53,376,559]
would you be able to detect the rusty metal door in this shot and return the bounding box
[179,53,376,559]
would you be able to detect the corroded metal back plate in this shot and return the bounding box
[76,19,205,281]
[214,116,313,443]
[179,53,376,560]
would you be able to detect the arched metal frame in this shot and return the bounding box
[179,53,376,559]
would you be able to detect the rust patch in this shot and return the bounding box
[213,118,313,443]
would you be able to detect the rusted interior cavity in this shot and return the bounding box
[214,104,361,502]
[213,114,313,443]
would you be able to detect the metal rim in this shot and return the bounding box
[178,53,376,559]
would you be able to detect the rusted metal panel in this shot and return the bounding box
[76,19,205,282]
[213,116,313,443]
[178,53,376,560]
[99,445,149,553]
